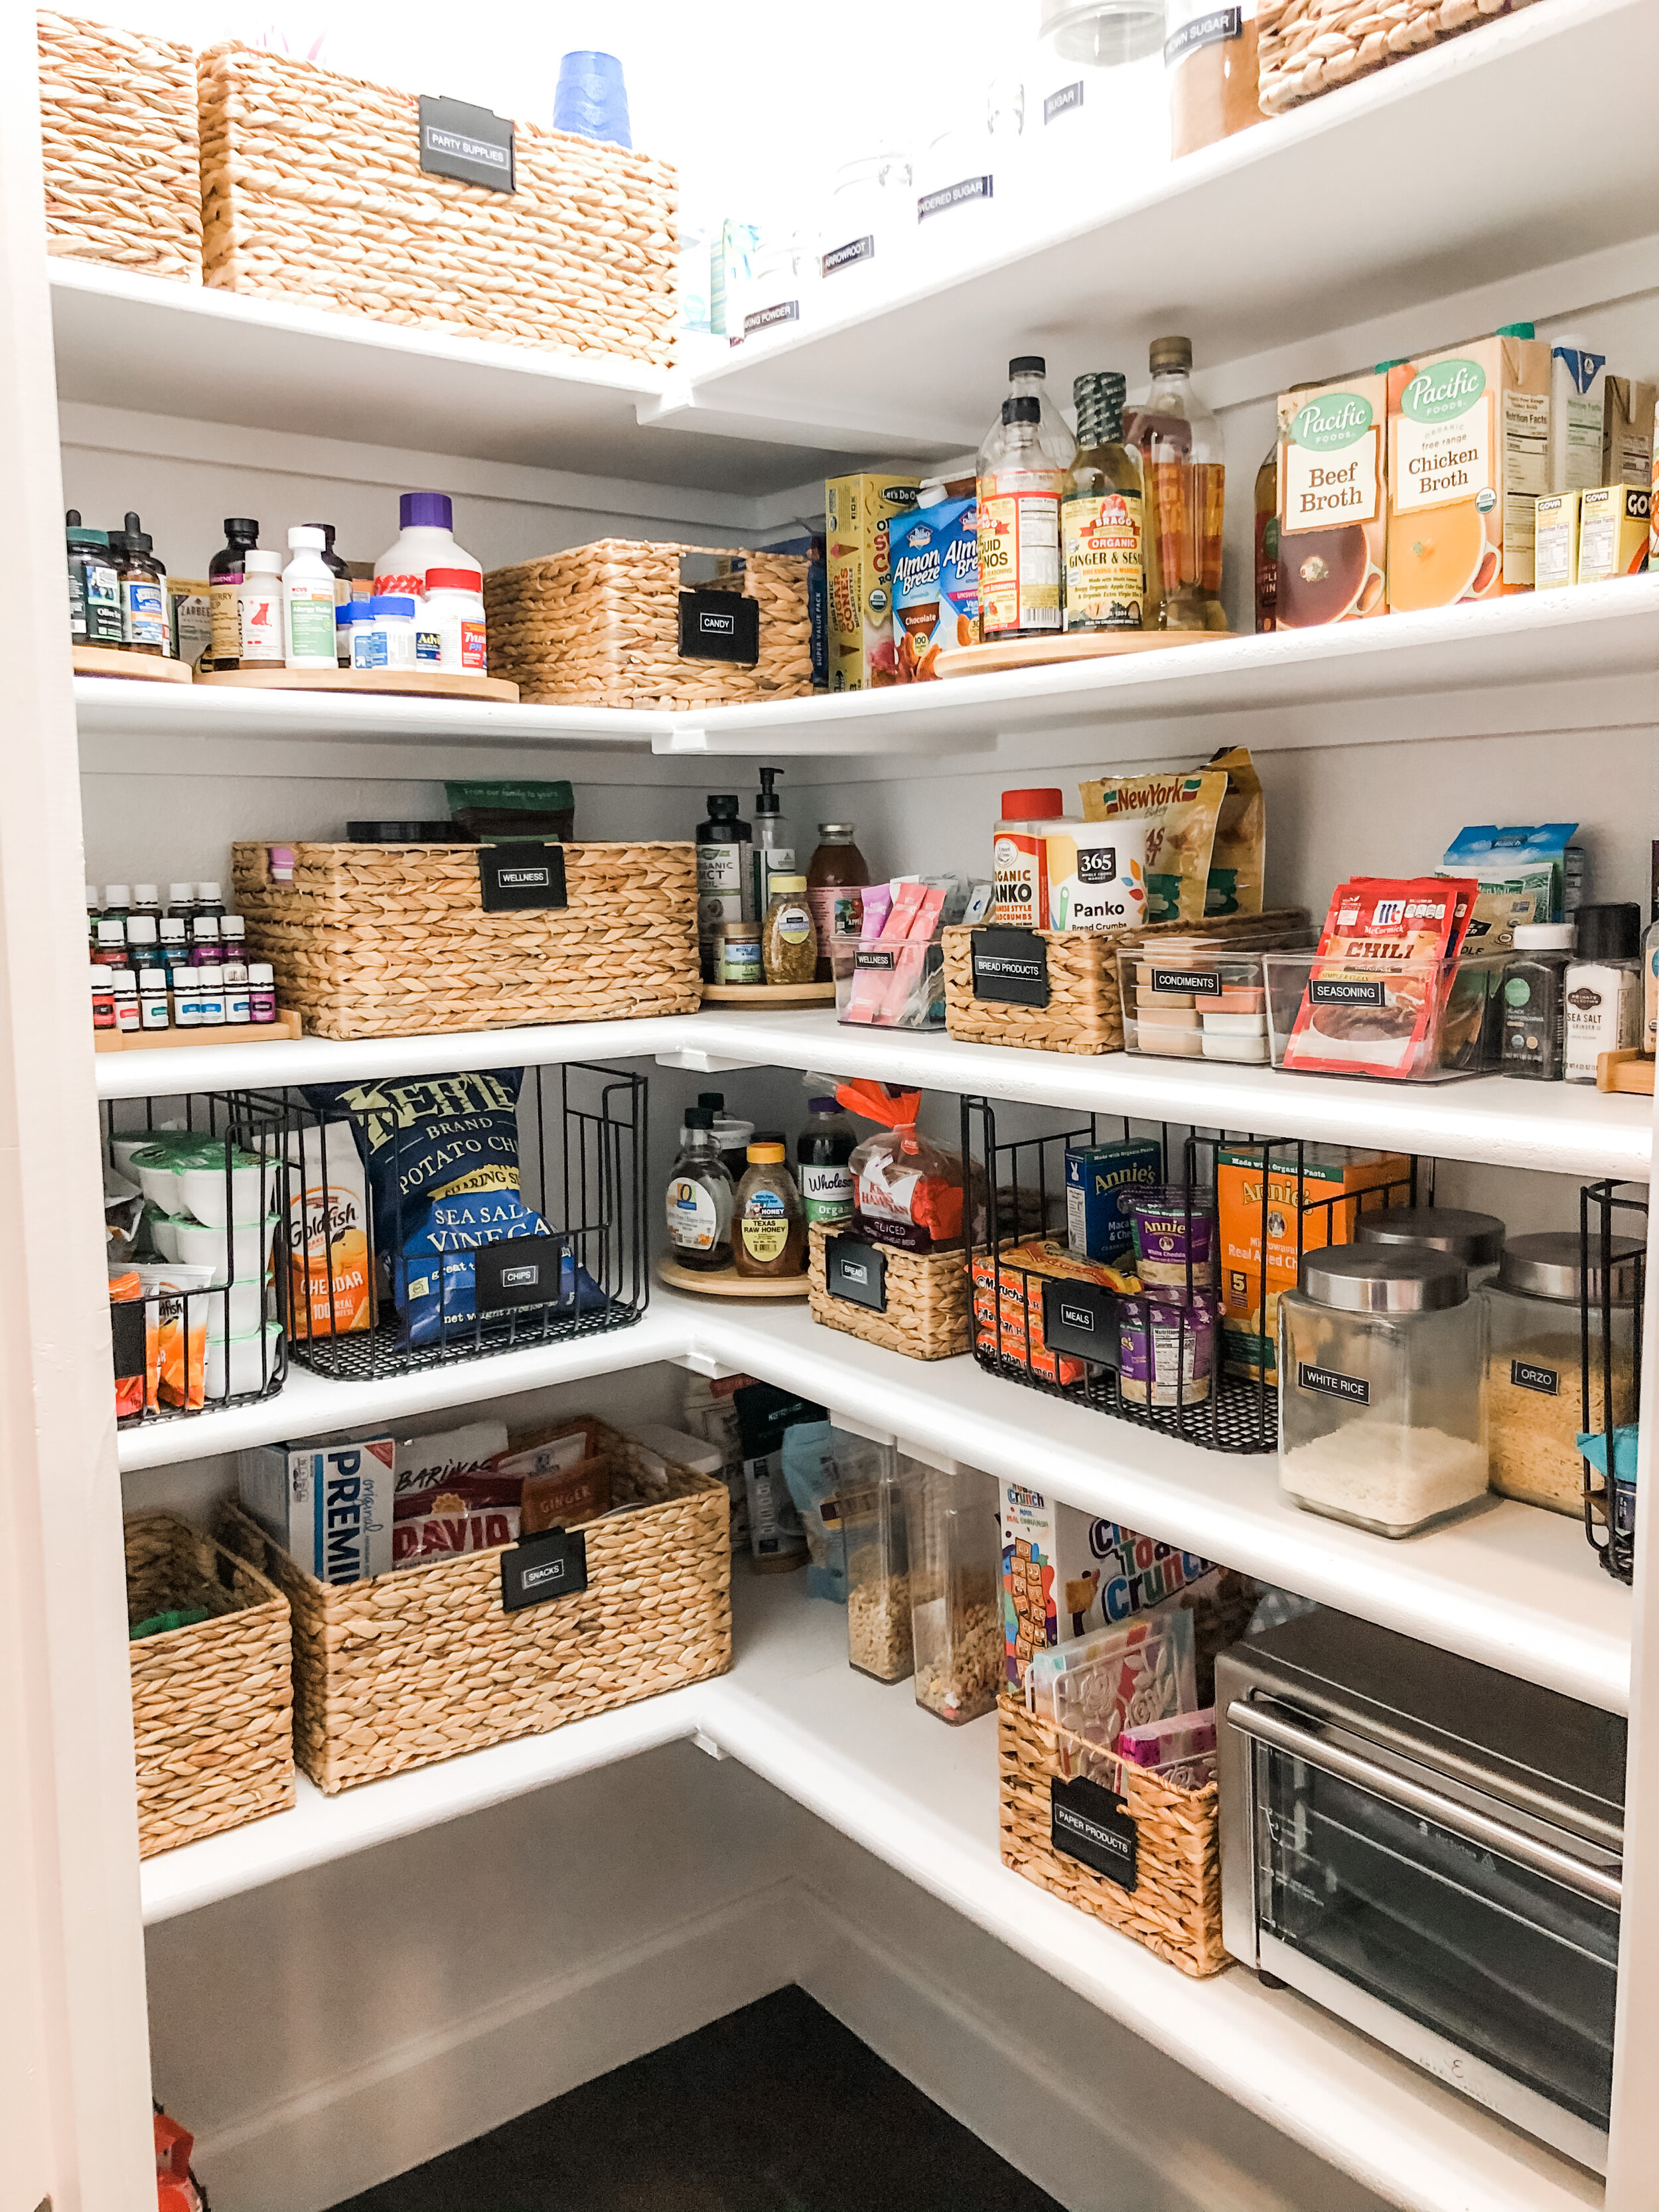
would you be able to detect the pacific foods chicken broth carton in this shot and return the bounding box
[1275,372,1388,625]
[825,473,920,690]
[1387,334,1550,609]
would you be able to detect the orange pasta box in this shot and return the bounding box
[1275,371,1388,626]
[1281,875,1477,1078]
[1216,1143,1409,1379]
[1388,333,1550,609]
[825,473,920,690]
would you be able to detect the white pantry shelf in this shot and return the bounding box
[141,1574,1599,2212]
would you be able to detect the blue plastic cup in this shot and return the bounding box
[553,50,631,148]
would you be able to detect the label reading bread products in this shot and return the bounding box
[1511,1359,1559,1396]
[1050,1773,1138,1890]
[1297,1362,1370,1404]
[1309,977,1386,1007]
[971,928,1050,1007]
[1151,967,1222,996]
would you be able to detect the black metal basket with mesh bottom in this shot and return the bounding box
[1580,1178,1645,1586]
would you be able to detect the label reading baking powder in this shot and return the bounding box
[1511,1360,1559,1396]
[1297,1362,1370,1404]
[1151,967,1222,995]
[1309,977,1386,1006]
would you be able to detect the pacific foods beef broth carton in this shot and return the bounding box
[1387,334,1550,609]
[1275,372,1388,625]
[825,473,920,690]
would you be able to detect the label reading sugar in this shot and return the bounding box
[1044,81,1084,122]
[1511,1359,1559,1396]
[1297,1362,1370,1404]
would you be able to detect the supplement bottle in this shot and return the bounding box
[102,884,132,927]
[110,968,141,1034]
[208,519,260,670]
[718,920,763,986]
[991,787,1066,927]
[978,397,1064,640]
[695,794,752,983]
[132,883,161,921]
[305,522,354,664]
[1563,904,1642,1082]
[761,875,818,984]
[733,1136,806,1279]
[1127,337,1228,632]
[158,916,188,982]
[283,526,339,670]
[665,1107,735,1273]
[90,966,115,1031]
[797,1094,855,1230]
[195,882,226,926]
[124,912,163,978]
[356,596,418,670]
[1254,440,1278,632]
[112,520,169,655]
[91,915,127,968]
[375,491,480,601]
[67,512,123,647]
[248,962,277,1024]
[806,822,869,982]
[1501,922,1575,1080]
[1062,371,1145,632]
[749,766,796,922]
[419,567,488,672]
[165,883,196,924]
[137,969,171,1031]
[238,550,285,665]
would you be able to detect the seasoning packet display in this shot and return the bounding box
[1080,765,1224,924]
[1281,875,1478,1078]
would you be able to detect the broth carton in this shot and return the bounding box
[1387,332,1550,608]
[1275,372,1388,625]
[825,473,920,690]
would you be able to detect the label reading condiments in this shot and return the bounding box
[667,1176,720,1254]
[979,478,1062,635]
[1061,490,1145,628]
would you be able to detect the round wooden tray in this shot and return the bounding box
[72,644,193,684]
[192,666,520,701]
[655,1254,810,1299]
[701,980,837,1007]
[936,629,1230,678]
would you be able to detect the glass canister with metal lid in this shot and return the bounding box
[1482,1230,1642,1516]
[1354,1205,1506,1291]
[1278,1244,1488,1538]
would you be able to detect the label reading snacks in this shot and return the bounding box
[1050,1773,1139,1890]
[1511,1359,1560,1395]
[971,927,1050,1007]
[477,843,567,913]
[418,95,515,192]
[500,1525,587,1613]
[1150,967,1222,996]
[826,1234,887,1313]
[1297,1362,1370,1404]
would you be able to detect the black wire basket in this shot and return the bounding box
[962,1097,1420,1455]
[1581,1178,1645,1586]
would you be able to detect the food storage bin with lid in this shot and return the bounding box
[1482,1230,1642,1515]
[842,1459,914,1684]
[904,1463,1001,1724]
[1354,1205,1506,1290]
[1277,1244,1488,1538]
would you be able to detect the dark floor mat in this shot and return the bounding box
[327,1984,1064,2212]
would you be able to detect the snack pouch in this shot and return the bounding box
[1205,746,1265,917]
[305,1070,601,1345]
[889,496,978,682]
[1439,822,1576,925]
[1080,768,1226,924]
[1283,875,1477,1077]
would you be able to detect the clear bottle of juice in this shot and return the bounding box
[1127,336,1228,632]
[978,398,1064,640]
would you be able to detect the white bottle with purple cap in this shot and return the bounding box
[374,491,481,605]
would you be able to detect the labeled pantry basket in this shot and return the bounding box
[125,1511,294,1856]
[1257,0,1546,117]
[196,42,678,363]
[38,12,201,280]
[808,1222,973,1361]
[219,1425,730,1793]
[232,838,699,1039]
[485,542,813,709]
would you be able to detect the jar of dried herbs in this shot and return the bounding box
[762,873,818,984]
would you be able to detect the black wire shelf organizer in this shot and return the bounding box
[962,1097,1423,1455]
[1580,1178,1645,1587]
[275,1061,649,1383]
[105,1086,293,1426]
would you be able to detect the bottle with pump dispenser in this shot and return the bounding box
[750,767,796,924]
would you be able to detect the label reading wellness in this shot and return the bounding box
[478,843,568,912]
[1298,1362,1370,1404]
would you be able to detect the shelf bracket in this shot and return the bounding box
[691,1729,729,1762]
[672,1349,746,1380]
[654,1048,762,1074]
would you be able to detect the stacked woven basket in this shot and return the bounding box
[1256,0,1543,115]
[38,13,201,279]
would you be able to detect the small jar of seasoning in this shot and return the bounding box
[1500,922,1575,1080]
[1481,1230,1642,1515]
[718,921,763,986]
[1354,1205,1506,1291]
[762,875,818,985]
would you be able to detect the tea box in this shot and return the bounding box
[825,474,920,690]
[1577,484,1650,582]
[1387,333,1550,609]
[1275,372,1388,625]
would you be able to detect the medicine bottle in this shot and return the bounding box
[665,1107,735,1272]
[209,519,260,669]
[283,526,339,670]
[420,567,488,672]
[304,522,354,664]
[112,522,168,655]
[248,962,277,1025]
[355,596,418,670]
[733,1136,806,1279]
[67,512,123,647]
[238,550,285,665]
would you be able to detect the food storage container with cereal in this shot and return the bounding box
[842,1458,914,1684]
[1278,1244,1488,1538]
[904,1463,1002,1725]
[1482,1230,1642,1516]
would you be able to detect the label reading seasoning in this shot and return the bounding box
[1309,977,1386,1007]
[979,480,1062,634]
[1061,489,1145,628]
[1297,1362,1370,1404]
[1511,1359,1559,1396]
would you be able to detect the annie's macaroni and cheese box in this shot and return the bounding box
[1387,333,1550,609]
[1275,372,1388,625]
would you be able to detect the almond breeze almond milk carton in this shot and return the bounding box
[1388,333,1550,610]
[1275,372,1388,626]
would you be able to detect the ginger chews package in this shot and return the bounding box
[305,1070,601,1345]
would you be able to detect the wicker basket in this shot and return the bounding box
[998,1696,1226,1977]
[231,838,700,1040]
[944,926,1123,1055]
[485,542,813,710]
[219,1427,730,1795]
[1257,0,1542,115]
[196,43,677,364]
[38,13,200,281]
[125,1512,293,1858]
[808,1223,972,1361]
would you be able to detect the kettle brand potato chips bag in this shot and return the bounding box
[1080,747,1263,924]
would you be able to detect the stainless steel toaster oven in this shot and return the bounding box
[1217,1609,1624,2172]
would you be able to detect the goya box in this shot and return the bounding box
[889,492,978,681]
[825,474,920,690]
[1387,332,1550,609]
[1065,1138,1163,1262]
[1216,1143,1407,1379]
[1275,372,1388,626]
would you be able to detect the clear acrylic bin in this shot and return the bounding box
[841,1457,914,1684]
[903,1462,1001,1724]
[1116,947,1278,1067]
[1264,950,1506,1082]
[836,922,948,1030]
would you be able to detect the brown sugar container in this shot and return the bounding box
[1165,1,1263,159]
[733,1136,807,1280]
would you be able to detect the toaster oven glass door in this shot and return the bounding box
[1257,1735,1618,2132]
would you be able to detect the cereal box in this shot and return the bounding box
[825,474,920,690]
[1001,1484,1114,1688]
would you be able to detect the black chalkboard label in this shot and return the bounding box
[918,175,993,220]
[1150,967,1222,996]
[501,1526,587,1613]
[1297,1362,1370,1404]
[1041,1277,1121,1368]
[1044,81,1084,123]
[1512,1360,1559,1396]
[474,1234,569,1312]
[1309,977,1385,1007]
[418,95,514,192]
[111,1297,145,1382]
[822,235,874,275]
[478,844,567,913]
[972,928,1050,1008]
[826,1234,887,1313]
[856,948,896,971]
[1051,1773,1138,1889]
[678,589,760,664]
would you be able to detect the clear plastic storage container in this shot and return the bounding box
[1482,1230,1642,1516]
[904,1463,1001,1724]
[1117,947,1275,1064]
[1278,1244,1488,1538]
[1264,950,1506,1081]
[842,1458,914,1684]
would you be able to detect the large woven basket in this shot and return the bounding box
[998,1696,1226,1978]
[1257,0,1542,114]
[944,926,1124,1055]
[808,1224,972,1361]
[231,838,700,1039]
[219,1427,730,1795]
[38,13,200,280]
[125,1512,293,1858]
[485,542,813,710]
[197,43,677,364]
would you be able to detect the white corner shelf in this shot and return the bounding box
[141,1573,1601,2212]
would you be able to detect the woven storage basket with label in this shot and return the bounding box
[231,838,699,1039]
[38,13,200,280]
[1257,0,1542,115]
[998,1696,1226,1976]
[125,1512,294,1858]
[196,43,677,364]
[485,542,813,709]
[808,1223,972,1361]
[219,1427,731,1795]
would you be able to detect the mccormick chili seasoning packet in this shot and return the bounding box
[1283,874,1477,1078]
